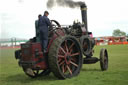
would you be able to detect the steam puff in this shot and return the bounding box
[47,0,55,8]
[47,0,85,8]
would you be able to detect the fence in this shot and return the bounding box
[0,38,28,47]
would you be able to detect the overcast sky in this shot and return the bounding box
[0,0,128,39]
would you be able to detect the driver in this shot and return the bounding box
[38,11,51,52]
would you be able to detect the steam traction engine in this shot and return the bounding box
[15,4,108,79]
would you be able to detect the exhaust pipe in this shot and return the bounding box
[81,4,88,33]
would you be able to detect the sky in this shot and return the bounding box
[0,0,128,39]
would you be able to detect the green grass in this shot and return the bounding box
[0,45,128,85]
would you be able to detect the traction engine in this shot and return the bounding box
[15,4,108,79]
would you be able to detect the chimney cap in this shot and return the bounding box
[80,3,87,8]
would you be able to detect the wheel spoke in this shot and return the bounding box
[70,61,78,67]
[70,48,73,54]
[64,65,67,73]
[58,55,65,58]
[58,58,62,63]
[71,58,76,62]
[69,42,75,51]
[59,49,64,55]
[62,64,65,73]
[66,65,72,75]
[65,40,69,52]
[59,60,65,66]
[60,47,66,54]
[70,52,80,57]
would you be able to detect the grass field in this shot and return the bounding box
[0,45,128,85]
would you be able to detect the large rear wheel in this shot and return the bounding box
[48,36,83,79]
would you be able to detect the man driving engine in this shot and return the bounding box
[38,11,51,53]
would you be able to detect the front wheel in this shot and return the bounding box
[100,48,108,71]
[48,36,83,79]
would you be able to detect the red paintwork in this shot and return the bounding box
[21,28,65,70]
[21,43,47,70]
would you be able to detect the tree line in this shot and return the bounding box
[112,29,128,37]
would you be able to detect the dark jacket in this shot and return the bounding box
[38,15,51,32]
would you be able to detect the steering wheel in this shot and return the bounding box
[50,20,61,31]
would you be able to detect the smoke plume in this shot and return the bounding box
[47,0,85,9]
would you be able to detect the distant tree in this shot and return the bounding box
[112,29,126,36]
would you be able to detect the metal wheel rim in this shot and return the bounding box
[57,38,82,77]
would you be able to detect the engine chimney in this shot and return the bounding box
[81,4,88,32]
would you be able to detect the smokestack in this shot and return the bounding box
[81,4,88,32]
